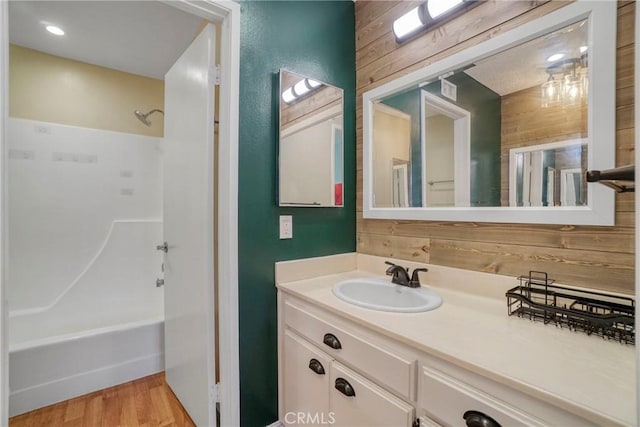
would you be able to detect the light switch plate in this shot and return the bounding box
[279,215,293,239]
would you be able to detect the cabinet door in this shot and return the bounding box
[283,330,332,427]
[330,361,414,427]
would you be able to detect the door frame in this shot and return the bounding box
[635,4,639,424]
[420,90,470,207]
[559,168,583,207]
[391,160,410,208]
[0,1,241,425]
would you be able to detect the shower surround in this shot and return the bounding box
[7,118,164,415]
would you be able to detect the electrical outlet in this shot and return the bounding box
[279,215,293,239]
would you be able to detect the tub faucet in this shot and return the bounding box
[385,261,411,287]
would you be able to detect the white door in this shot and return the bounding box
[163,24,217,427]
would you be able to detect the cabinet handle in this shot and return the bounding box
[463,410,501,427]
[334,378,356,397]
[308,359,325,375]
[323,333,342,349]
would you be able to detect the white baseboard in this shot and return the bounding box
[9,352,164,416]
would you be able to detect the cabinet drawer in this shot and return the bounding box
[282,330,331,426]
[330,361,415,427]
[419,365,545,427]
[419,416,443,427]
[284,299,416,400]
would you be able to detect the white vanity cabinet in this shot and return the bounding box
[278,292,600,427]
[415,357,597,427]
[418,365,545,426]
[282,329,415,427]
[279,295,416,427]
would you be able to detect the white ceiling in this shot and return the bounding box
[463,20,588,96]
[9,1,204,80]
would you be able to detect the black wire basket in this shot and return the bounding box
[506,271,635,345]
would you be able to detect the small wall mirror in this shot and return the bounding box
[278,70,344,207]
[363,1,616,225]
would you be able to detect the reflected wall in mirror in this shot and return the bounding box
[509,139,587,207]
[279,70,344,207]
[364,1,615,225]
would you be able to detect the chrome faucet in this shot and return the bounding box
[385,261,428,288]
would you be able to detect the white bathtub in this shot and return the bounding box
[8,220,165,416]
[9,319,164,416]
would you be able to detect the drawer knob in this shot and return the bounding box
[334,378,356,397]
[323,333,342,349]
[463,411,501,427]
[308,358,325,375]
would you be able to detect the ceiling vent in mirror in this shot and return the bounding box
[392,0,479,43]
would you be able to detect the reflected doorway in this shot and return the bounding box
[420,91,470,207]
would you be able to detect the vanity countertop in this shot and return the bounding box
[276,254,636,426]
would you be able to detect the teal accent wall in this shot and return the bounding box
[447,73,501,206]
[238,2,356,426]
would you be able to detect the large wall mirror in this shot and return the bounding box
[278,70,344,207]
[363,1,616,225]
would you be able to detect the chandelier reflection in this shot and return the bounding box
[541,54,588,108]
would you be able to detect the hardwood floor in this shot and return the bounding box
[9,373,196,427]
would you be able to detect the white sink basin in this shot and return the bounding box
[332,277,442,313]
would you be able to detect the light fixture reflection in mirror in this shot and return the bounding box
[278,70,344,207]
[364,0,617,225]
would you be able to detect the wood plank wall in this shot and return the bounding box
[355,1,635,294]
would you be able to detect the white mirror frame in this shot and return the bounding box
[363,1,616,225]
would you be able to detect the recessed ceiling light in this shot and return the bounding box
[547,53,565,62]
[579,45,588,53]
[45,25,65,36]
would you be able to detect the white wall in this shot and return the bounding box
[425,114,455,207]
[10,45,165,138]
[373,107,410,207]
[7,118,162,313]
[280,117,338,206]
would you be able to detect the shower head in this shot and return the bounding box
[134,109,164,127]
